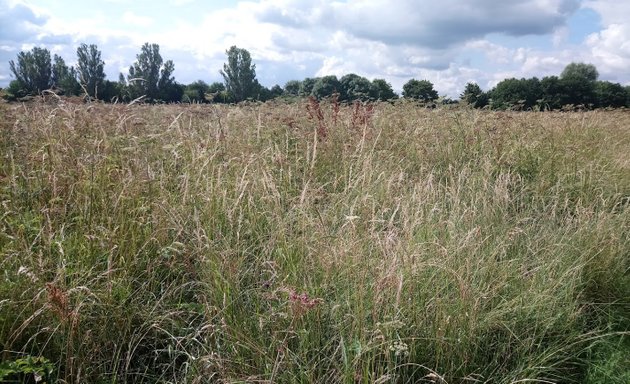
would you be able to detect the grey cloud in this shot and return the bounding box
[256,0,582,49]
[0,1,49,43]
[38,34,75,45]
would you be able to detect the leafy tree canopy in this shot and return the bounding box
[128,43,176,102]
[9,47,52,95]
[402,79,438,101]
[77,43,105,99]
[299,77,320,97]
[561,62,599,82]
[312,75,341,100]
[371,79,398,101]
[490,77,541,110]
[220,46,257,102]
[52,54,80,96]
[340,73,372,101]
[184,80,210,103]
[284,80,301,96]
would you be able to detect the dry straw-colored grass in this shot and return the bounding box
[0,99,628,383]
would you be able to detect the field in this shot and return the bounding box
[0,99,628,383]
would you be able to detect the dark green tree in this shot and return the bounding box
[284,80,301,96]
[9,47,52,95]
[52,54,80,96]
[460,82,488,108]
[561,62,599,82]
[299,77,320,97]
[99,80,126,102]
[77,43,106,99]
[540,76,565,110]
[340,73,372,101]
[312,75,341,99]
[371,79,398,101]
[160,81,184,103]
[270,84,284,98]
[128,43,176,101]
[220,46,257,102]
[402,79,438,102]
[206,82,229,103]
[559,62,599,107]
[183,80,209,103]
[4,80,28,100]
[490,77,541,110]
[594,81,627,108]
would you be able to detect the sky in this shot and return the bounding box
[1,0,629,98]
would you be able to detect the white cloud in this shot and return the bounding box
[1,0,630,96]
[122,11,153,27]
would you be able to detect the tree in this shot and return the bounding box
[220,46,257,102]
[490,77,541,110]
[284,80,301,96]
[160,81,184,103]
[183,80,210,103]
[311,75,341,99]
[559,62,599,107]
[540,76,565,110]
[340,73,372,101]
[402,79,438,102]
[9,47,52,95]
[128,43,176,102]
[77,44,106,99]
[205,82,230,103]
[269,84,284,98]
[52,54,80,96]
[99,80,126,102]
[594,81,627,108]
[561,62,599,82]
[371,79,398,101]
[299,77,320,97]
[460,82,488,108]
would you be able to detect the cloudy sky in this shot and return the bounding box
[1,0,629,97]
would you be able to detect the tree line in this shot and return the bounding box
[4,43,630,109]
[462,63,630,110]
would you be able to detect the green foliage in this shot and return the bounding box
[371,78,398,101]
[594,81,627,108]
[490,77,542,110]
[340,73,373,101]
[559,62,599,107]
[220,46,257,102]
[0,356,54,383]
[3,80,28,100]
[540,76,565,110]
[52,55,80,96]
[76,43,105,99]
[402,79,438,101]
[284,80,301,96]
[9,47,52,95]
[561,62,599,82]
[299,77,320,97]
[183,80,209,103]
[460,82,488,108]
[269,84,284,98]
[99,79,126,102]
[311,75,341,99]
[128,43,177,102]
[206,81,230,103]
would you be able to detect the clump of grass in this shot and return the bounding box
[0,99,628,383]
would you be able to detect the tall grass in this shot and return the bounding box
[0,99,628,383]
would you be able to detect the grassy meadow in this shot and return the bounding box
[0,98,628,383]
